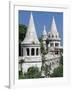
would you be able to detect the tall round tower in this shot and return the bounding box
[21,13,42,73]
[48,16,61,55]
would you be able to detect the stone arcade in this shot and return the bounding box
[19,13,63,76]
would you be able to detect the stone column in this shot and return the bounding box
[30,47,31,56]
[54,42,55,47]
[39,48,40,55]
[35,48,36,56]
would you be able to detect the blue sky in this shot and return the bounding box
[19,10,63,43]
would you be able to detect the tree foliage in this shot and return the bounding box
[19,66,41,79]
[19,71,24,79]
[50,65,63,77]
[19,24,27,56]
[60,55,63,65]
[19,24,27,42]
[25,66,41,78]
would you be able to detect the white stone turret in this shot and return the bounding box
[43,25,47,35]
[48,17,61,41]
[42,25,47,40]
[21,13,42,73]
[42,25,47,50]
[48,16,61,55]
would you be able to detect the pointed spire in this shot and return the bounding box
[27,12,35,33]
[22,12,40,44]
[43,25,47,36]
[51,16,57,33]
[42,25,47,41]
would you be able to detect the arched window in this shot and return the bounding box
[48,34,50,38]
[50,43,54,47]
[55,43,59,47]
[31,48,35,56]
[26,48,29,56]
[56,35,57,38]
[52,34,54,38]
[55,51,58,54]
[36,48,38,55]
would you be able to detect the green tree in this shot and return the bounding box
[50,65,63,77]
[44,64,51,77]
[60,55,63,65]
[19,71,24,79]
[19,24,27,42]
[24,66,41,79]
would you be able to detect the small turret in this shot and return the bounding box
[42,25,47,51]
[42,25,47,40]
[48,16,61,55]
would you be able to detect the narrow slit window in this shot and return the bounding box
[26,48,29,56]
[31,48,34,56]
[36,48,38,55]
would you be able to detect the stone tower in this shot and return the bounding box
[21,13,42,73]
[47,16,61,55]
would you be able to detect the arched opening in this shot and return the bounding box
[50,43,54,47]
[36,48,39,55]
[55,51,58,54]
[31,48,35,56]
[52,34,54,38]
[48,34,50,38]
[55,43,59,47]
[56,35,57,38]
[26,48,29,56]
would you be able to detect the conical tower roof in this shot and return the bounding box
[42,25,47,40]
[48,16,61,40]
[51,16,57,33]
[22,13,40,44]
[42,25,47,36]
